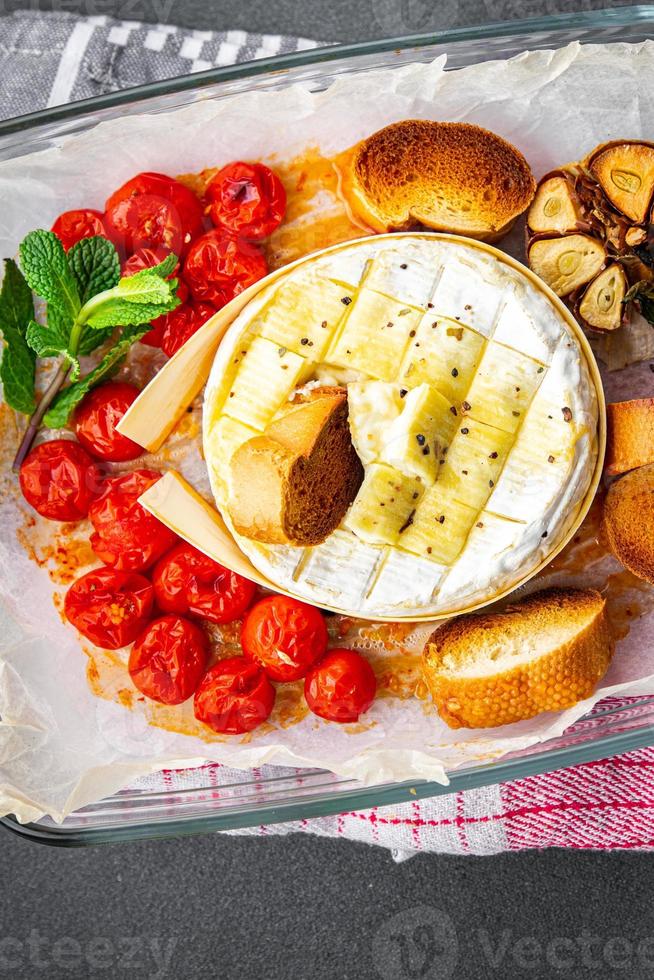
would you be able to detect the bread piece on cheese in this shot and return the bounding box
[605,398,654,476]
[423,587,614,729]
[602,463,654,584]
[339,119,536,241]
[228,387,363,546]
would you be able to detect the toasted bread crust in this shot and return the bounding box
[603,463,654,583]
[605,399,654,476]
[423,588,613,729]
[228,388,363,546]
[342,120,536,240]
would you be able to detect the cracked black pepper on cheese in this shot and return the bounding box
[203,235,600,618]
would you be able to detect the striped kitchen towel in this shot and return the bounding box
[0,10,319,120]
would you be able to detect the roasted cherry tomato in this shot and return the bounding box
[104,172,204,256]
[183,229,268,308]
[65,567,154,649]
[51,208,106,251]
[19,439,103,522]
[122,246,189,348]
[160,301,215,358]
[89,469,178,572]
[241,595,328,682]
[194,656,275,734]
[207,162,286,240]
[74,382,143,462]
[304,648,377,723]
[129,614,208,705]
[153,542,256,623]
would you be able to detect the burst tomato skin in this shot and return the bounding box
[74,382,143,463]
[241,595,328,682]
[88,469,178,572]
[207,162,286,240]
[194,656,275,734]
[51,209,106,251]
[104,172,204,256]
[121,246,189,348]
[160,301,216,357]
[153,542,256,623]
[183,229,268,308]
[128,614,208,705]
[65,567,154,649]
[304,649,377,723]
[19,439,103,522]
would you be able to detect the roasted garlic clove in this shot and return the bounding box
[588,142,654,224]
[578,263,627,331]
[625,226,647,247]
[528,234,606,297]
[527,174,581,234]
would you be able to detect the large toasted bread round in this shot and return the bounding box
[603,463,654,583]
[423,588,613,729]
[341,120,536,241]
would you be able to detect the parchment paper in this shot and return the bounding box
[3,40,654,824]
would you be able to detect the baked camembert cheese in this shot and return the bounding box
[203,234,600,618]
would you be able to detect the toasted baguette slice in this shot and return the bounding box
[228,387,363,546]
[339,120,536,241]
[603,463,654,583]
[423,588,613,729]
[605,398,654,476]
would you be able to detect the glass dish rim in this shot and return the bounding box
[4,696,654,846]
[0,5,653,138]
[3,5,654,845]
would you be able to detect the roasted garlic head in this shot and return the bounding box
[527,140,654,332]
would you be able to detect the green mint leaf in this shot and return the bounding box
[83,298,178,330]
[78,326,115,357]
[19,230,80,326]
[25,319,66,358]
[1,324,36,414]
[25,321,80,379]
[147,253,177,279]
[80,265,180,331]
[45,303,73,350]
[0,259,36,414]
[68,236,120,305]
[0,257,34,333]
[44,325,148,428]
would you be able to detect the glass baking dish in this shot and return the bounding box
[3,5,654,845]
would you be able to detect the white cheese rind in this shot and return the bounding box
[203,235,599,618]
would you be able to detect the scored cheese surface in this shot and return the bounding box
[203,234,599,618]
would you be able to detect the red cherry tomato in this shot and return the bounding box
[183,229,268,308]
[51,209,106,251]
[160,301,216,358]
[194,656,275,734]
[304,649,377,723]
[241,595,328,682]
[129,614,208,705]
[121,246,189,348]
[65,567,154,649]
[207,162,286,240]
[104,172,204,256]
[152,542,256,623]
[89,469,178,572]
[74,382,143,463]
[19,439,103,522]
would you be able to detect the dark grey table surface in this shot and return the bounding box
[1,2,654,978]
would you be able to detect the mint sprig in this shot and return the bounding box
[0,259,36,415]
[44,325,150,428]
[3,229,180,469]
